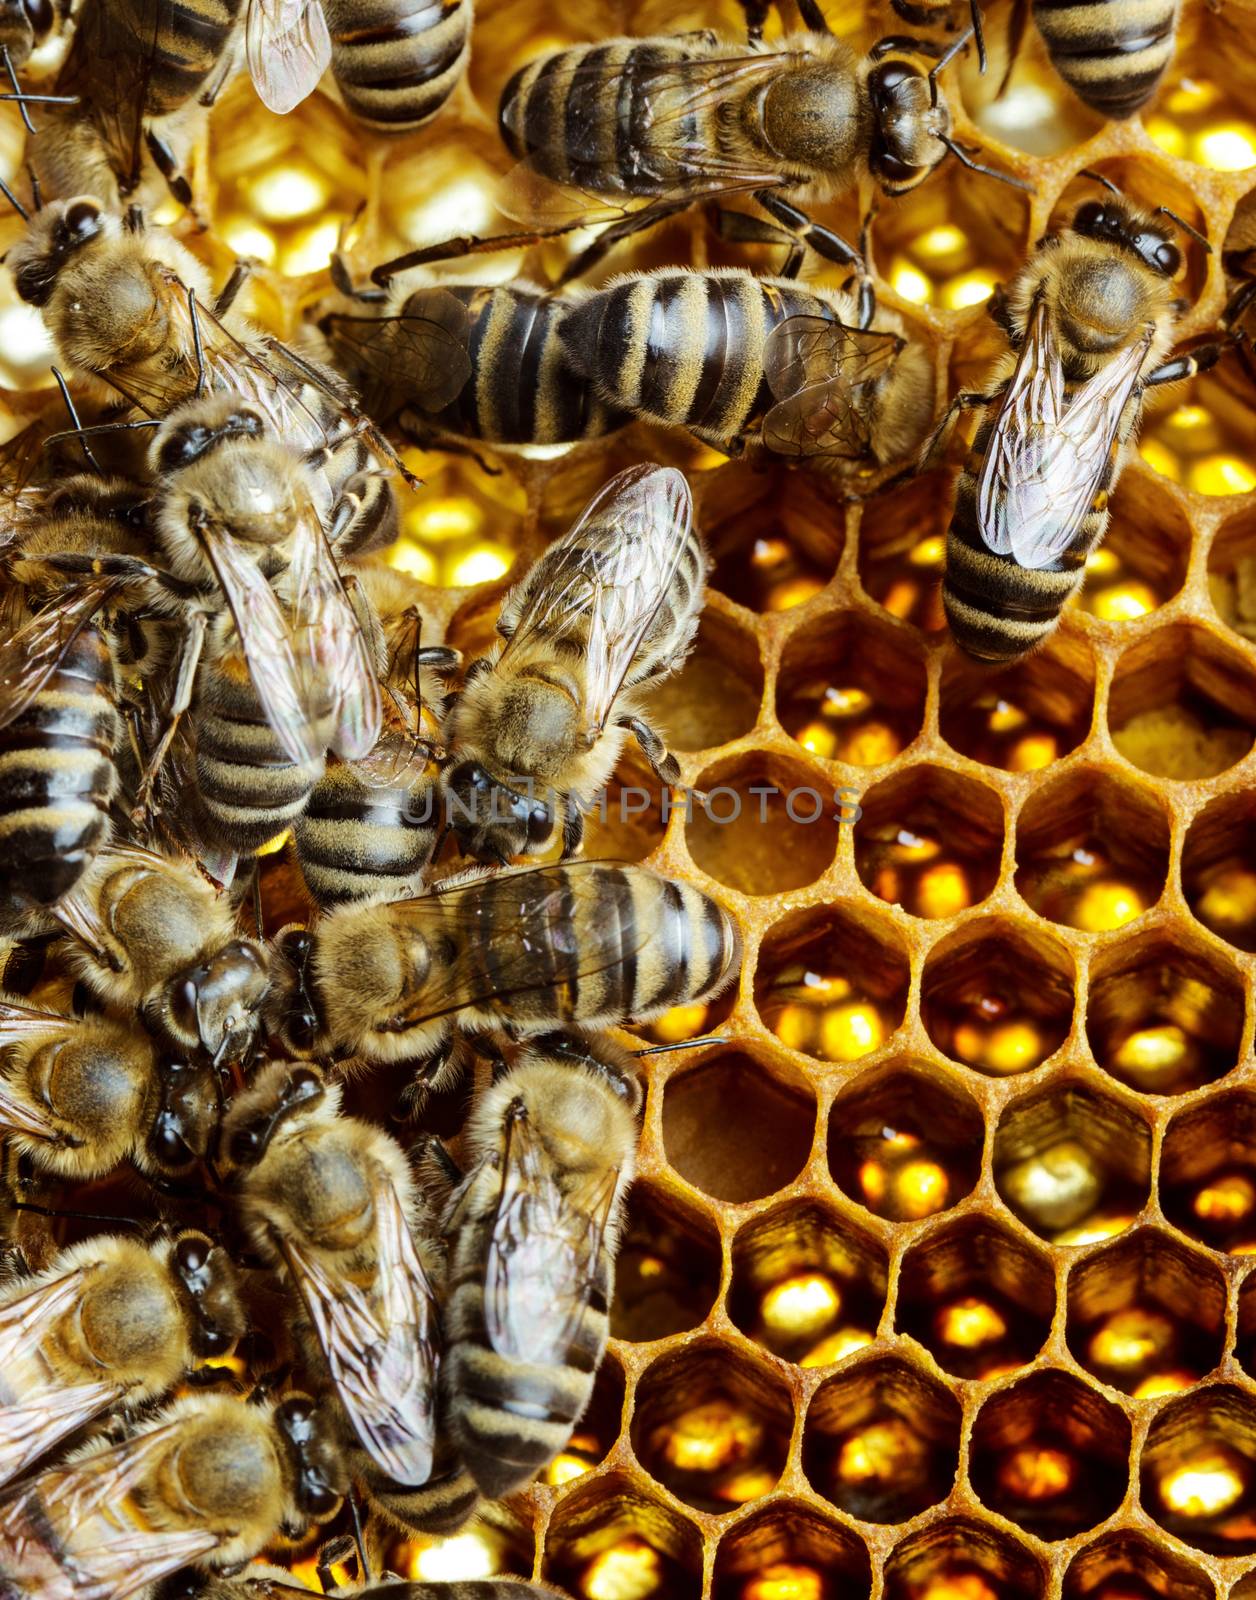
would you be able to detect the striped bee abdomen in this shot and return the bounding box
[325,0,472,133]
[1033,0,1180,117]
[133,0,244,115]
[363,1445,480,1535]
[0,627,119,920]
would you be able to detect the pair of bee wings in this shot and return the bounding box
[483,1101,619,1367]
[977,296,1153,569]
[0,1269,123,1491]
[0,1000,92,1145]
[281,1175,441,1487]
[0,1417,218,1600]
[762,316,903,460]
[324,287,473,418]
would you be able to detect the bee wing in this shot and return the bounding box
[0,1270,85,1372]
[762,314,902,459]
[0,581,124,733]
[977,297,1152,570]
[286,510,383,760]
[497,51,795,226]
[496,465,693,735]
[246,0,331,114]
[0,1378,122,1490]
[0,999,76,1038]
[282,1179,440,1487]
[485,1101,619,1366]
[53,0,161,192]
[324,288,473,415]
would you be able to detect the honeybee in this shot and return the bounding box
[50,843,270,1068]
[269,860,740,1081]
[0,1230,244,1489]
[0,994,221,1179]
[373,19,1025,296]
[556,268,935,465]
[0,1389,345,1598]
[935,186,1221,661]
[438,1031,638,1499]
[442,465,703,863]
[324,0,472,132]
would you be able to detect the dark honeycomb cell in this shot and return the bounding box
[883,1518,1047,1600]
[1141,1387,1256,1555]
[857,469,950,634]
[1161,1092,1256,1253]
[662,1052,815,1204]
[687,752,841,894]
[828,1061,983,1223]
[1062,1530,1213,1600]
[802,1356,961,1523]
[970,1371,1132,1540]
[543,1352,627,1488]
[542,1472,704,1600]
[1182,789,1256,953]
[1211,502,1256,645]
[711,1504,872,1600]
[1078,471,1191,625]
[939,633,1095,772]
[854,765,1005,919]
[581,750,669,863]
[1108,624,1256,781]
[728,1200,888,1368]
[702,462,843,613]
[611,1181,722,1343]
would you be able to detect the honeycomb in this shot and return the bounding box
[5,0,1256,1592]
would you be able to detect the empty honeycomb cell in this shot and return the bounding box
[686,752,842,894]
[581,754,669,864]
[1108,625,1256,781]
[1161,1092,1256,1254]
[662,1052,815,1204]
[629,1341,794,1512]
[542,1472,704,1600]
[994,1082,1153,1245]
[827,1062,984,1223]
[727,1200,889,1367]
[1077,473,1191,624]
[710,1503,872,1600]
[883,1517,1047,1600]
[1084,928,1246,1095]
[610,1182,722,1343]
[938,634,1095,773]
[545,1352,627,1488]
[1141,1386,1256,1555]
[1065,1229,1227,1399]
[1062,1530,1213,1600]
[1182,790,1256,952]
[1210,504,1256,645]
[1234,1576,1256,1600]
[776,610,927,768]
[701,463,842,613]
[970,1371,1132,1540]
[896,1215,1055,1381]
[753,903,911,1065]
[1014,767,1171,932]
[920,917,1075,1079]
[801,1356,962,1523]
[389,455,527,590]
[649,612,765,753]
[1140,369,1256,497]
[857,470,949,634]
[853,765,1004,919]
[1146,13,1256,172]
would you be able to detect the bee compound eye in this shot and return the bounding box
[281,928,313,966]
[62,198,102,239]
[174,1233,211,1280]
[171,973,202,1037]
[1073,199,1107,236]
[26,0,53,32]
[287,1009,318,1052]
[1152,237,1182,275]
[871,60,915,97]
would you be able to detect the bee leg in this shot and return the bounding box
[143,128,195,214]
[740,0,770,42]
[715,208,804,277]
[560,805,585,859]
[622,716,681,786]
[918,384,1005,469]
[396,411,504,476]
[419,1135,466,1188]
[752,190,875,325]
[557,195,699,286]
[213,258,255,318]
[131,612,207,823]
[1142,341,1224,389]
[794,0,833,33]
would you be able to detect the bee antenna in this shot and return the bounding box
[967,0,988,74]
[1078,166,1123,197]
[633,1034,728,1057]
[941,134,1035,193]
[927,26,973,105]
[0,172,28,222]
[1154,205,1212,253]
[49,367,103,475]
[1,45,30,135]
[187,287,207,398]
[42,418,161,452]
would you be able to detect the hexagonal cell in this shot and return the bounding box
[611,1182,722,1343]
[542,1472,703,1600]
[662,1052,815,1204]
[649,612,764,754]
[711,1504,872,1600]
[754,904,911,1065]
[1077,473,1192,625]
[777,611,927,768]
[802,1356,961,1524]
[687,752,840,895]
[1142,1386,1256,1555]
[581,751,669,864]
[921,917,1075,1078]
[1109,625,1256,781]
[543,1351,627,1489]
[630,1341,794,1512]
[1063,1531,1214,1600]
[1211,504,1256,645]
[701,462,841,612]
[857,469,949,634]
[728,1200,888,1367]
[1161,1092,1256,1254]
[896,1216,1055,1381]
[393,1517,535,1584]
[970,1371,1131,1540]
[994,1082,1152,1246]
[1140,368,1256,497]
[389,454,528,591]
[1014,767,1170,932]
[854,766,1004,920]
[1182,790,1256,953]
[939,633,1095,773]
[883,1518,1047,1600]
[1146,10,1256,173]
[828,1064,984,1223]
[1066,1230,1227,1399]
[1085,929,1245,1096]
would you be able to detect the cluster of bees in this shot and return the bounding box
[0,0,1248,1594]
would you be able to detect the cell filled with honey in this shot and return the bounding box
[854,766,1004,920]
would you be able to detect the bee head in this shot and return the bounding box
[146,1058,219,1173]
[1072,199,1182,278]
[445,758,555,863]
[0,0,50,65]
[169,1232,245,1360]
[163,938,270,1070]
[8,196,106,306]
[866,58,949,193]
[273,1395,347,1522]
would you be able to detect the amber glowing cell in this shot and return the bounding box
[1160,1453,1248,1518]
[760,1274,842,1343]
[663,1401,765,1474]
[1088,1308,1178,1373]
[918,1579,998,1600]
[744,1564,824,1600]
[855,1125,952,1221]
[999,1446,1076,1500]
[582,1538,664,1600]
[779,679,908,766]
[836,1417,931,1487]
[800,1328,876,1367]
[936,1296,1010,1350]
[758,962,891,1063]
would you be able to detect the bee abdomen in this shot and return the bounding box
[195,681,326,853]
[325,0,472,133]
[363,1445,479,1534]
[1033,0,1180,116]
[138,0,243,115]
[0,629,118,917]
[295,755,438,906]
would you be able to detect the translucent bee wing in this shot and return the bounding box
[0,999,76,1040]
[53,0,162,194]
[323,288,473,415]
[0,1377,121,1490]
[281,1177,439,1487]
[495,464,693,736]
[0,1270,84,1373]
[246,0,331,114]
[0,1074,68,1143]
[484,1099,618,1366]
[762,314,901,459]
[0,580,123,732]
